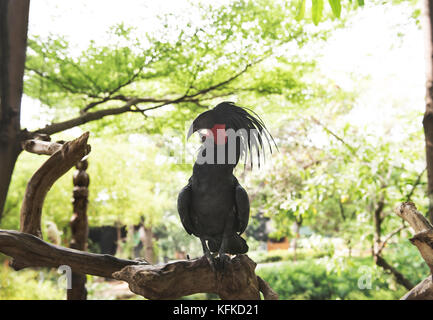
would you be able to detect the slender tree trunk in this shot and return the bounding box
[292,216,302,262]
[0,0,30,222]
[372,196,384,255]
[347,240,352,258]
[339,199,353,257]
[422,0,433,224]
[144,226,154,264]
[68,160,89,300]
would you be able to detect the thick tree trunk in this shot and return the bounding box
[0,145,21,220]
[68,160,89,300]
[0,0,30,222]
[422,0,433,224]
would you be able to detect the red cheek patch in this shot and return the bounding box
[208,124,227,145]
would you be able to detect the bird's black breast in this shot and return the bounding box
[190,163,236,237]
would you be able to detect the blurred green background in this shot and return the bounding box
[0,0,429,300]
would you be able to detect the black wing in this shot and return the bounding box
[234,178,250,235]
[177,181,195,235]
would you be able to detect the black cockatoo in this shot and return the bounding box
[177,101,275,270]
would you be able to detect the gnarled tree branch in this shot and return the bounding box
[395,202,433,300]
[0,229,143,276]
[28,60,262,137]
[0,229,277,300]
[20,132,90,238]
[21,139,63,155]
[113,254,278,300]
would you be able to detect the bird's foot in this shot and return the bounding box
[204,252,217,272]
[216,253,230,272]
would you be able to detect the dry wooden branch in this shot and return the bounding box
[395,202,433,234]
[257,276,279,300]
[20,132,91,238]
[395,202,433,274]
[113,254,277,300]
[395,202,433,300]
[0,229,276,300]
[21,139,63,155]
[0,229,142,275]
[401,277,433,300]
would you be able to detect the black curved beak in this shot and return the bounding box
[187,123,196,140]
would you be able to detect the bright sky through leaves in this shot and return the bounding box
[23,0,424,147]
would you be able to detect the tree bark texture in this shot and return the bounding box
[113,254,277,300]
[395,202,433,300]
[143,226,154,264]
[67,159,89,300]
[422,0,433,224]
[1,229,143,276]
[0,0,30,222]
[21,139,63,155]
[19,132,90,238]
[0,229,277,300]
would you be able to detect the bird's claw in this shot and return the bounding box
[216,254,230,272]
[205,252,217,272]
[204,253,230,274]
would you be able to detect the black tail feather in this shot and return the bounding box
[208,234,249,255]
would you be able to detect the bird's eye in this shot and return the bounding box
[198,129,210,136]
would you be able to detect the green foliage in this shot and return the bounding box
[244,92,426,262]
[153,216,203,260]
[2,153,46,230]
[256,257,408,300]
[85,137,174,227]
[2,0,428,300]
[296,0,307,21]
[2,133,182,233]
[249,248,328,263]
[0,263,65,300]
[294,0,365,25]
[23,0,337,138]
[312,0,325,25]
[328,0,342,18]
[381,241,430,284]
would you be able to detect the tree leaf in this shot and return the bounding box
[312,0,324,26]
[328,0,341,18]
[357,0,365,6]
[295,0,306,21]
